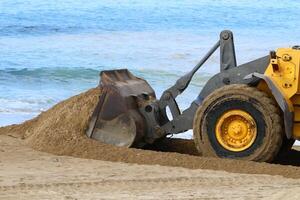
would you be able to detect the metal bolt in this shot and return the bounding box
[222,32,229,40]
[282,54,292,61]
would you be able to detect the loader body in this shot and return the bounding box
[86,30,300,162]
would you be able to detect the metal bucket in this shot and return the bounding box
[86,69,156,147]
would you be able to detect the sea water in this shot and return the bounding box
[0,0,300,138]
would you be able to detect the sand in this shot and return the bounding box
[1,88,300,199]
[1,134,300,200]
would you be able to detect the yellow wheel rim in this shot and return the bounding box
[215,109,257,152]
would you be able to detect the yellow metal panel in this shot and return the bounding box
[263,48,300,139]
[264,48,300,99]
[293,123,300,139]
[294,106,300,122]
[291,95,300,105]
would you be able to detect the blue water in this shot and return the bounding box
[1,0,300,132]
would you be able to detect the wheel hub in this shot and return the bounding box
[215,109,257,152]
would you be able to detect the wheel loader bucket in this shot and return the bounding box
[86,69,156,147]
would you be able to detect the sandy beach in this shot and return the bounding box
[1,134,300,200]
[0,88,300,199]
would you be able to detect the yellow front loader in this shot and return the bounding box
[86,30,300,162]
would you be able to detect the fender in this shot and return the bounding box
[245,72,294,139]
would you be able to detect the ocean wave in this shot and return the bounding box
[0,108,42,114]
[0,98,55,114]
[0,67,100,83]
[135,68,211,88]
[0,67,211,85]
[0,25,88,36]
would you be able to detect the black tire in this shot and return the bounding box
[193,84,283,162]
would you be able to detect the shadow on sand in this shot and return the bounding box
[146,138,300,166]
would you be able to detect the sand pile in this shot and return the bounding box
[1,88,300,179]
